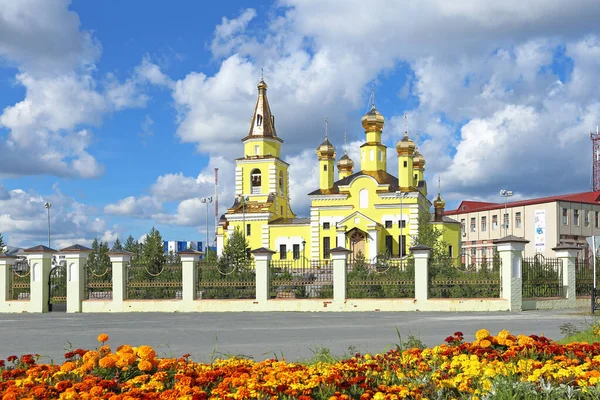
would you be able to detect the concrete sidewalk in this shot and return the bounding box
[0,310,593,363]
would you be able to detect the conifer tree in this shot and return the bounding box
[221,227,249,268]
[111,238,123,251]
[411,208,452,276]
[0,232,5,252]
[124,235,137,253]
[99,241,111,271]
[87,238,100,271]
[142,227,165,269]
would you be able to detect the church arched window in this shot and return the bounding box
[251,169,262,194]
[257,114,263,127]
[359,189,369,209]
[279,171,284,194]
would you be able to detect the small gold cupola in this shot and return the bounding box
[361,106,385,132]
[396,113,416,190]
[396,132,416,156]
[337,153,354,179]
[413,147,426,192]
[317,136,336,159]
[433,192,446,222]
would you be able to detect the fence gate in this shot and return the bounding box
[522,254,564,298]
[48,264,67,312]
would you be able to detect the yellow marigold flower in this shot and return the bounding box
[138,360,153,372]
[479,339,492,348]
[137,345,156,361]
[116,353,137,368]
[82,351,100,365]
[60,361,76,372]
[97,333,109,343]
[99,355,118,369]
[475,329,490,340]
[497,329,510,340]
[117,344,134,354]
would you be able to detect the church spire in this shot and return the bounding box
[247,78,277,138]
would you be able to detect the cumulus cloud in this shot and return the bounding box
[104,196,163,218]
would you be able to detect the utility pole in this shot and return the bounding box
[44,202,51,248]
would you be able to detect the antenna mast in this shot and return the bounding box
[591,127,600,191]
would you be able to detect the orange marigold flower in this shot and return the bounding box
[116,344,134,354]
[479,339,492,348]
[60,362,76,372]
[116,353,137,368]
[137,345,156,361]
[475,329,490,341]
[99,355,117,369]
[97,333,109,343]
[138,360,153,372]
[82,351,100,365]
[89,386,104,396]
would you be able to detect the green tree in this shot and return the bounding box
[111,238,123,251]
[0,232,5,252]
[99,241,111,271]
[87,238,100,271]
[142,227,166,270]
[124,235,142,263]
[221,227,250,267]
[411,208,452,277]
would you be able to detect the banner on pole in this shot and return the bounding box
[534,210,545,253]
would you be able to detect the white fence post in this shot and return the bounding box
[553,244,580,307]
[411,244,431,302]
[180,250,201,302]
[24,245,56,313]
[493,235,529,311]
[62,245,91,313]
[252,248,275,303]
[108,251,133,307]
[0,254,16,304]
[331,247,351,303]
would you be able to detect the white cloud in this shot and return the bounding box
[104,196,163,218]
[210,8,258,58]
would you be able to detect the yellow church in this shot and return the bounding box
[216,79,461,261]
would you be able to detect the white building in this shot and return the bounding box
[446,191,600,258]
[163,240,203,254]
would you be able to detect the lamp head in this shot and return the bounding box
[44,202,51,209]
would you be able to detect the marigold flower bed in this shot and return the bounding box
[2,330,600,399]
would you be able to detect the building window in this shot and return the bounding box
[596,211,599,228]
[359,189,369,209]
[323,222,330,230]
[280,206,283,215]
[323,164,327,171]
[403,161,407,168]
[414,174,417,181]
[398,220,406,228]
[462,247,466,256]
[585,210,590,227]
[246,224,251,236]
[574,209,580,226]
[471,247,477,256]
[385,220,393,228]
[254,145,259,155]
[492,215,498,230]
[251,169,261,194]
[323,237,331,259]
[503,213,509,230]
[460,219,466,233]
[470,218,476,232]
[481,216,487,232]
[563,208,568,225]
[482,246,487,258]
[279,171,284,194]
[379,150,383,161]
[515,212,521,228]
[385,235,393,255]
[256,114,262,126]
[448,245,453,257]
[293,244,300,260]
[398,235,406,257]
[280,244,287,259]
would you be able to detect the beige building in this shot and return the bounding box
[446,191,600,258]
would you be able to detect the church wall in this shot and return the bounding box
[268,224,311,261]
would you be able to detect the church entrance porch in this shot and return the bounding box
[348,229,367,261]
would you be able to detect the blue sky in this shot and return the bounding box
[1,0,599,249]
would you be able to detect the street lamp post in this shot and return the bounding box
[201,197,213,255]
[499,190,513,237]
[395,191,407,258]
[44,202,51,248]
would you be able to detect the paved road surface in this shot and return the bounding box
[0,310,593,363]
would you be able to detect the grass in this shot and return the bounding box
[558,318,600,344]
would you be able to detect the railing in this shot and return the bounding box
[269,258,333,299]
[85,264,112,300]
[10,258,30,300]
[126,263,183,300]
[428,255,501,298]
[522,254,564,298]
[197,258,256,299]
[347,256,414,298]
[576,257,599,296]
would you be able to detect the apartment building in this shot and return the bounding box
[446,191,600,258]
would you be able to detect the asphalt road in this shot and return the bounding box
[0,310,595,363]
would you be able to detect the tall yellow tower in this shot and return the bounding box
[360,106,387,172]
[396,128,416,190]
[413,148,426,195]
[235,78,294,219]
[317,136,336,192]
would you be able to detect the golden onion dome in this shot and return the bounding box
[337,152,354,171]
[433,193,446,209]
[396,133,415,155]
[317,137,336,159]
[361,106,385,132]
[413,149,425,168]
[257,78,267,91]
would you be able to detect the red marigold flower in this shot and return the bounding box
[454,331,463,337]
[7,355,17,362]
[0,360,4,368]
[445,336,455,343]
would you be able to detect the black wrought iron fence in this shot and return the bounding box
[196,257,256,299]
[428,255,501,298]
[126,263,182,299]
[347,255,414,298]
[85,264,112,300]
[10,258,30,300]
[269,257,333,299]
[576,257,600,296]
[522,254,564,298]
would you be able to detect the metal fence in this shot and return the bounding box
[428,255,501,298]
[575,257,599,297]
[85,264,112,300]
[347,255,414,298]
[522,254,564,298]
[269,258,333,299]
[126,263,183,300]
[197,258,256,299]
[10,258,30,300]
